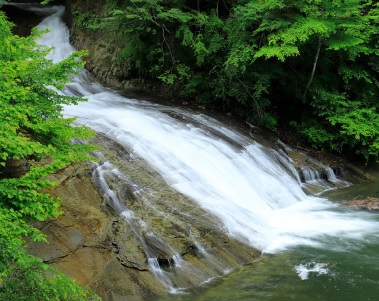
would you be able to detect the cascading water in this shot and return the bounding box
[16,4,379,299]
[278,142,352,194]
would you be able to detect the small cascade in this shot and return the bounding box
[277,141,351,195]
[92,160,126,213]
[171,253,184,268]
[300,164,351,195]
[276,148,302,185]
[147,258,181,293]
[323,167,338,182]
[301,167,320,183]
[193,243,232,276]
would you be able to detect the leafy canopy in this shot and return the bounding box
[75,0,379,162]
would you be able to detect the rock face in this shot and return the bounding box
[1,2,45,36]
[64,0,140,91]
[64,0,175,98]
[28,135,260,301]
[343,198,379,211]
[27,160,164,300]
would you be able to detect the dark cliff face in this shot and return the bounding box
[2,4,44,36]
[1,0,65,36]
[63,0,128,88]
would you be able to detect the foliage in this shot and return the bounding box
[0,9,98,300]
[0,257,100,301]
[84,0,379,162]
[72,9,105,30]
[108,0,210,81]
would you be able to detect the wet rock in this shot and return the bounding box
[343,197,379,211]
[27,161,168,300]
[27,134,261,300]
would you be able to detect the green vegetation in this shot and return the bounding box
[73,0,379,163]
[0,8,99,300]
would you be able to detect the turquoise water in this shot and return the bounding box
[163,175,379,301]
[322,172,379,202]
[164,243,379,301]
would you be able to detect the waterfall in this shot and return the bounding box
[26,4,379,293]
[38,4,378,250]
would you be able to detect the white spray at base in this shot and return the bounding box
[294,262,330,280]
[32,4,379,287]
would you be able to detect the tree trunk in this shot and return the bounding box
[303,37,322,100]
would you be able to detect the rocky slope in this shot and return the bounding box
[27,134,261,301]
[27,162,166,301]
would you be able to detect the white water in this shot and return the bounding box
[35,6,379,256]
[148,258,181,293]
[294,262,330,280]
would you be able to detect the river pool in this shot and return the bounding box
[163,175,379,301]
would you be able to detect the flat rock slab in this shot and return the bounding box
[343,197,379,211]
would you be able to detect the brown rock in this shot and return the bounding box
[343,197,379,211]
[28,134,261,300]
[28,160,166,300]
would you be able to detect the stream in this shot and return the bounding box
[164,176,379,301]
[11,4,379,300]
